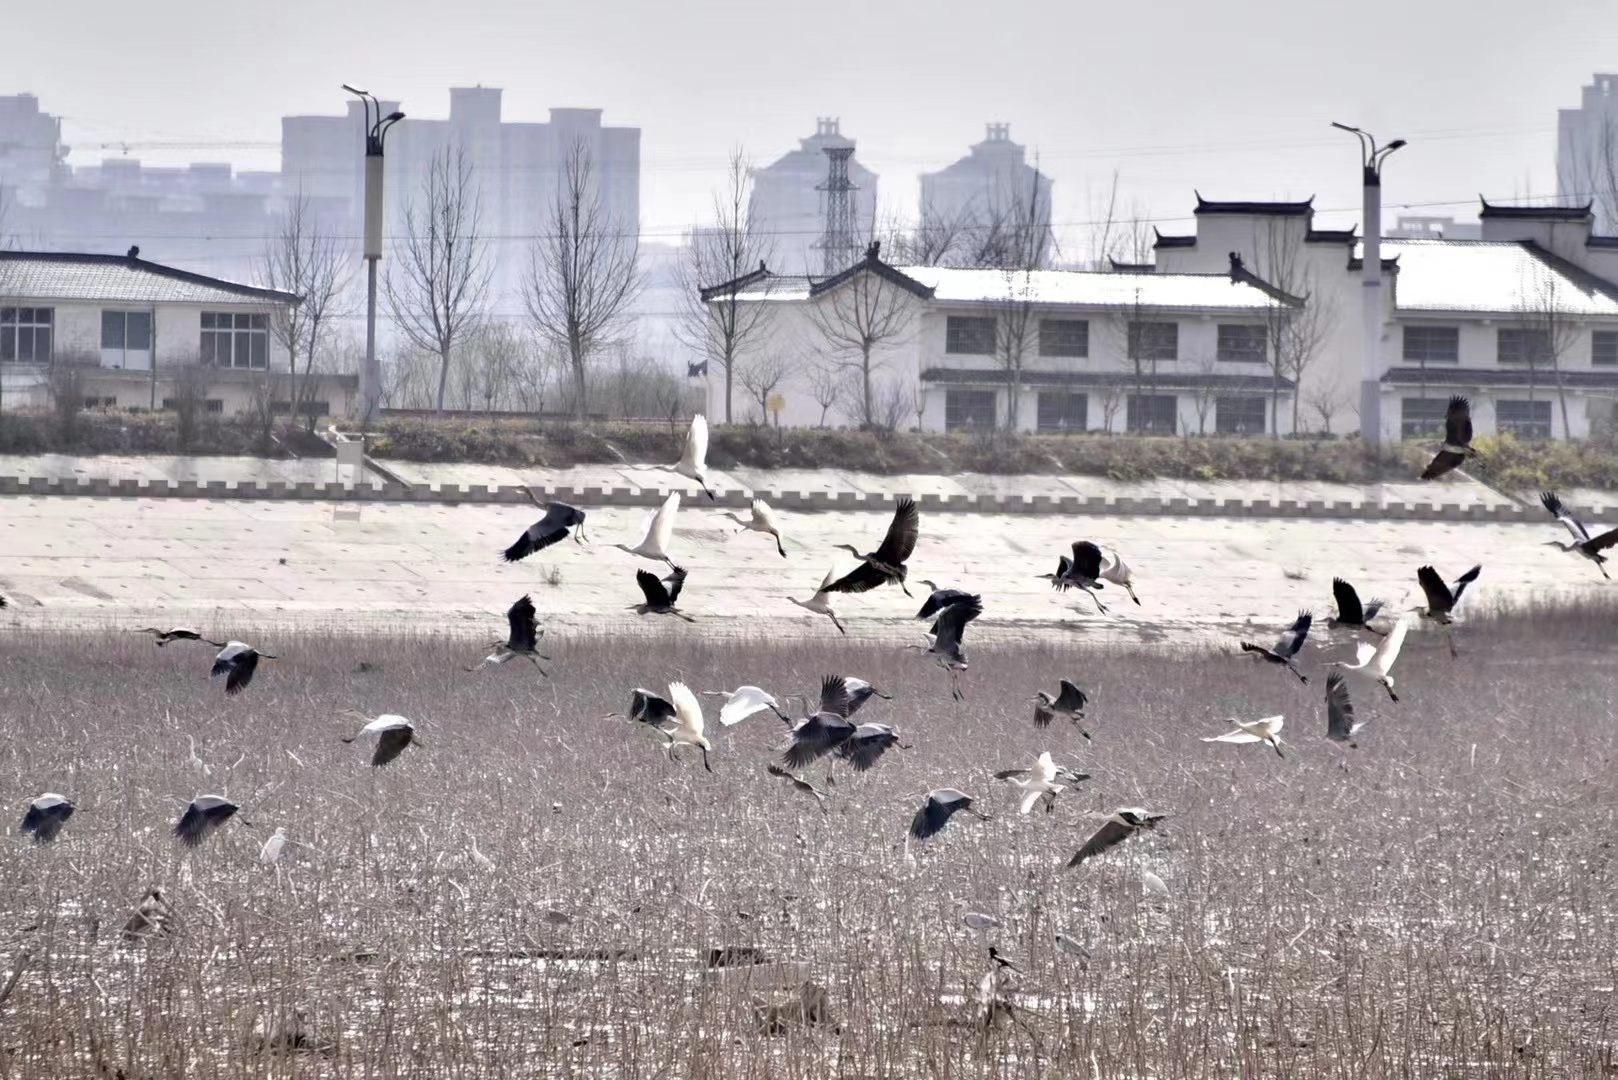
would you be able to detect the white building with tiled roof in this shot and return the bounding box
[700,194,1618,439]
[0,250,356,418]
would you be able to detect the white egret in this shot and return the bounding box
[994,751,1089,814]
[675,413,716,500]
[788,566,847,635]
[1202,715,1286,758]
[1326,612,1410,702]
[259,827,288,866]
[614,491,681,567]
[663,681,713,772]
[1098,547,1141,605]
[725,498,785,557]
[704,685,786,726]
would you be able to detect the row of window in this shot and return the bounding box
[79,398,330,417]
[1404,325,1618,367]
[943,389,1266,435]
[946,316,1270,364]
[0,308,270,369]
[1400,397,1553,439]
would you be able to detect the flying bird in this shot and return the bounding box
[1327,612,1410,702]
[704,685,787,726]
[1098,548,1141,605]
[1039,541,1109,614]
[908,788,990,841]
[1323,671,1366,745]
[1240,611,1312,683]
[19,793,74,843]
[660,681,714,772]
[1202,714,1286,758]
[173,795,247,848]
[1539,490,1618,578]
[675,413,716,500]
[632,565,695,621]
[1328,577,1385,636]
[993,751,1088,815]
[1419,396,1477,480]
[470,594,549,672]
[725,498,786,557]
[907,593,981,701]
[1066,807,1167,868]
[840,677,892,717]
[915,580,978,622]
[765,762,829,814]
[0,594,7,609]
[339,712,420,767]
[601,687,678,731]
[788,566,848,635]
[963,911,1001,931]
[1415,564,1481,657]
[836,723,907,772]
[782,709,858,770]
[503,500,587,562]
[614,491,681,567]
[823,497,920,597]
[212,641,277,695]
[136,627,224,647]
[1033,679,1090,737]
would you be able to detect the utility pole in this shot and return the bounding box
[1332,122,1406,445]
[343,84,404,427]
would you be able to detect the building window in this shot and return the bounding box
[201,311,268,369]
[1402,325,1459,364]
[1126,393,1177,434]
[945,316,997,355]
[1496,399,1553,439]
[1038,319,1089,358]
[1594,330,1618,367]
[0,307,53,363]
[1497,327,1552,367]
[101,310,153,369]
[943,389,997,431]
[1216,325,1267,364]
[82,396,118,409]
[1215,395,1267,434]
[1127,322,1178,362]
[1400,397,1450,439]
[161,398,226,413]
[1036,392,1088,432]
[272,400,332,419]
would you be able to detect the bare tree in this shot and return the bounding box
[384,145,492,415]
[870,378,914,439]
[737,350,792,424]
[1559,113,1618,231]
[1086,170,1154,269]
[1249,224,1331,437]
[259,193,350,430]
[806,358,843,428]
[1304,376,1352,436]
[676,151,774,424]
[1098,383,1124,435]
[808,244,919,428]
[885,202,971,267]
[1514,274,1583,437]
[990,168,1053,433]
[1188,353,1219,435]
[1108,286,1166,434]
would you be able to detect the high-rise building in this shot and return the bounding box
[748,119,877,275]
[1558,74,1618,233]
[918,124,1053,266]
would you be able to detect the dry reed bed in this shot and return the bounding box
[0,614,1614,1078]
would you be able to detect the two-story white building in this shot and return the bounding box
[702,197,1618,441]
[0,250,356,418]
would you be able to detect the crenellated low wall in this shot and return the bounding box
[0,473,1548,523]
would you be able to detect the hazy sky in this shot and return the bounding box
[10,0,1618,255]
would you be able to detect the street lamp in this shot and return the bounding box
[343,84,405,427]
[1332,122,1405,445]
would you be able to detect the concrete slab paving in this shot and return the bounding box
[1,492,1606,648]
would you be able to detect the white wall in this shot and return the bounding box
[38,301,293,371]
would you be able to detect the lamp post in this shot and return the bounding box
[343,84,404,427]
[1332,122,1406,445]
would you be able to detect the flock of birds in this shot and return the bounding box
[5,406,1611,949]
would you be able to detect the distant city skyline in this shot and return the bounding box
[7,0,1616,260]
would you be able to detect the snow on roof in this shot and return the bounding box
[1376,238,1618,317]
[0,252,298,307]
[725,265,1291,311]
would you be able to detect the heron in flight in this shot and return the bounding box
[823,498,920,597]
